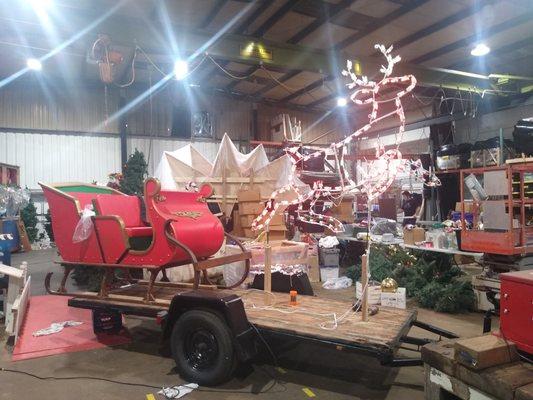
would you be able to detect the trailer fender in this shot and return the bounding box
[162,289,257,362]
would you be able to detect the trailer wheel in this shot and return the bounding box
[171,310,235,386]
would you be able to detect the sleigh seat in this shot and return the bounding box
[93,195,153,239]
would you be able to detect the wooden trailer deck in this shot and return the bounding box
[69,283,416,355]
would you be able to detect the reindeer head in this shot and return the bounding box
[342,44,416,121]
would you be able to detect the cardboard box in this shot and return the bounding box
[243,228,258,238]
[380,288,406,309]
[269,213,284,225]
[455,201,474,213]
[231,210,244,237]
[454,335,519,370]
[240,215,257,228]
[356,281,381,305]
[237,188,261,203]
[267,231,286,241]
[330,198,354,222]
[239,202,264,215]
[403,227,426,245]
[268,224,287,232]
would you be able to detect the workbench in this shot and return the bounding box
[337,235,483,258]
[422,339,533,400]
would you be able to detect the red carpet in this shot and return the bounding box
[12,295,131,361]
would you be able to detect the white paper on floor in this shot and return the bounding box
[32,321,83,337]
[158,383,198,399]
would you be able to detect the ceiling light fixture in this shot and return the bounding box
[27,58,42,71]
[174,60,188,80]
[336,97,348,107]
[471,43,490,57]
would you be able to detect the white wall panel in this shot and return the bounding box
[128,136,220,175]
[1,131,223,189]
[0,131,121,189]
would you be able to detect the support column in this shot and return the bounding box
[119,89,128,170]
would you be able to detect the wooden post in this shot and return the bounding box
[222,167,227,222]
[361,253,369,322]
[264,243,272,305]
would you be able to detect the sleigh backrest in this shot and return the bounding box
[94,194,144,227]
[39,182,124,263]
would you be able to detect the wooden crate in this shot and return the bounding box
[454,335,519,370]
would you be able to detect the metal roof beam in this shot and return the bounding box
[373,1,487,56]
[411,11,533,64]
[333,0,431,50]
[200,0,228,28]
[1,5,502,93]
[287,0,355,44]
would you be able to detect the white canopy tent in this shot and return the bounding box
[154,133,306,216]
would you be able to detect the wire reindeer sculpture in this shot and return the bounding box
[252,44,440,234]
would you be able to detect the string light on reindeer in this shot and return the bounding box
[252,44,440,234]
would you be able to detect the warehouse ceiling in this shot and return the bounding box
[0,0,532,111]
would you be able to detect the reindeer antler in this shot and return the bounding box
[374,44,401,78]
[341,60,374,89]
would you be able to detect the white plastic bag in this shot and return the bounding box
[33,321,83,337]
[222,245,247,287]
[322,276,353,290]
[72,205,95,243]
[318,236,339,248]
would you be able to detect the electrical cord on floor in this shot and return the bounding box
[0,365,286,396]
[0,367,161,389]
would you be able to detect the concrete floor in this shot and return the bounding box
[0,249,493,400]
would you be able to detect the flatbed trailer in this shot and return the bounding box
[65,280,457,385]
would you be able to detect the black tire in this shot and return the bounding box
[170,310,235,386]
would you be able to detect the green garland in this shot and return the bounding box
[346,243,475,313]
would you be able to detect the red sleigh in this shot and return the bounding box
[40,178,251,301]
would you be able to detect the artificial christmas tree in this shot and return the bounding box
[120,149,148,195]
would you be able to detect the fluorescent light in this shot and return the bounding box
[336,97,347,107]
[174,60,188,80]
[27,58,42,71]
[471,43,490,57]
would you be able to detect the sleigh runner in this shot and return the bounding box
[40,178,251,303]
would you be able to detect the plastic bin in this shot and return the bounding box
[319,247,340,266]
[0,218,20,252]
[92,308,123,334]
[320,266,339,282]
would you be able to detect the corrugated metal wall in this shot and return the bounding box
[0,84,119,133]
[0,82,254,140]
[0,131,224,189]
[0,131,121,188]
